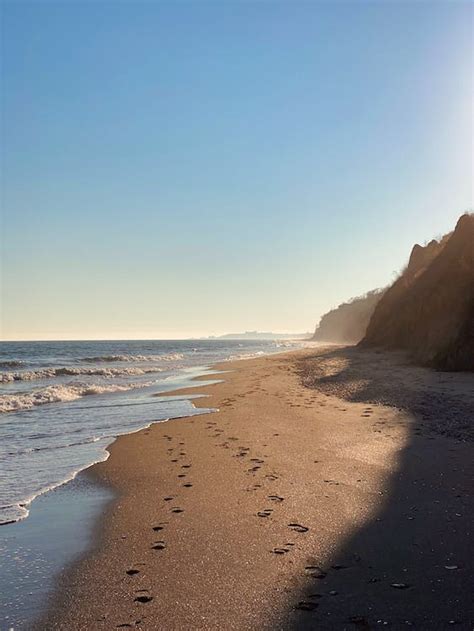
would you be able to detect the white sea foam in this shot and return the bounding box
[227,350,266,361]
[81,353,184,363]
[0,380,157,413]
[0,366,162,383]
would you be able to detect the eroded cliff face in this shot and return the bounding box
[312,289,384,344]
[361,213,474,371]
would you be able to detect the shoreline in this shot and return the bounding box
[0,364,226,630]
[35,347,473,629]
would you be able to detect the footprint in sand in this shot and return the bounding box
[183,483,193,488]
[295,601,319,611]
[288,523,309,533]
[171,507,184,514]
[163,496,174,501]
[257,509,273,518]
[151,541,166,550]
[305,565,326,579]
[268,495,284,502]
[152,524,165,532]
[134,595,153,604]
[126,569,140,576]
[181,464,192,469]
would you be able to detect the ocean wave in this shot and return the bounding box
[0,360,26,369]
[0,380,157,414]
[81,353,184,363]
[0,365,162,383]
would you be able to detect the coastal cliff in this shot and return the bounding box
[312,289,384,344]
[361,213,474,371]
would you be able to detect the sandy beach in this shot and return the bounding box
[37,347,474,630]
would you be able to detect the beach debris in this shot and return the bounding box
[444,565,459,570]
[305,566,326,579]
[329,590,338,595]
[288,523,309,533]
[331,564,348,570]
[390,583,410,589]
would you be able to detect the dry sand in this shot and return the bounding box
[37,347,474,630]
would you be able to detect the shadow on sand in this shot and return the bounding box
[286,347,473,630]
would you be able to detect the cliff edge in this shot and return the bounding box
[361,213,474,371]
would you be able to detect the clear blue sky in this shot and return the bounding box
[1,1,472,340]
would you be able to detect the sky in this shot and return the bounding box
[1,0,473,341]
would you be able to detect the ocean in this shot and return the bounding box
[0,339,300,527]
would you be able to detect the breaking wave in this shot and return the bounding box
[0,380,157,414]
[1,366,162,383]
[0,360,26,369]
[81,353,184,363]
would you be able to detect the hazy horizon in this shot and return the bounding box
[0,330,312,343]
[2,1,473,341]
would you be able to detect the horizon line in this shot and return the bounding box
[0,332,313,343]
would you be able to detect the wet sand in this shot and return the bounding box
[37,347,474,630]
